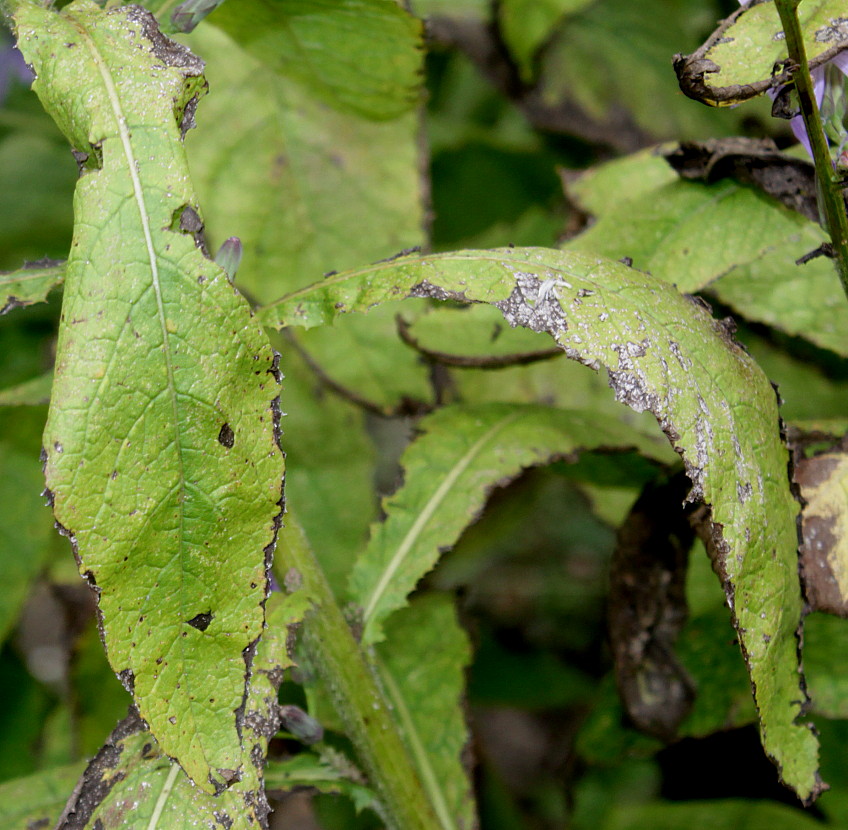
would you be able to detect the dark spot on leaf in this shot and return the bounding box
[187,611,213,631]
[218,423,235,448]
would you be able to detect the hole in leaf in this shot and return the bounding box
[186,611,213,632]
[218,423,235,448]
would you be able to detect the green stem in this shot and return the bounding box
[274,514,442,830]
[774,0,848,299]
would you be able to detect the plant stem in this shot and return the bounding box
[274,514,442,830]
[774,0,848,299]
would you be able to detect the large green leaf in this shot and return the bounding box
[14,1,285,792]
[259,246,820,800]
[206,0,423,120]
[676,0,848,107]
[376,594,475,830]
[349,402,671,645]
[183,23,425,304]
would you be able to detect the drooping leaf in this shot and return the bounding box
[0,406,54,648]
[376,594,475,830]
[498,0,593,81]
[206,0,423,120]
[0,370,52,406]
[14,1,285,792]
[0,259,64,316]
[183,23,425,304]
[349,402,673,645]
[0,762,86,830]
[57,592,302,827]
[675,0,848,107]
[259,246,820,800]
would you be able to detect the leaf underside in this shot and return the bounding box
[15,0,284,793]
[259,245,821,801]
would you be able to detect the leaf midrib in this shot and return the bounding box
[360,410,522,635]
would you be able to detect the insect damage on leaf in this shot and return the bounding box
[14,0,285,795]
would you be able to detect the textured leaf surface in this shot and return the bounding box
[260,246,819,799]
[0,762,86,830]
[57,593,301,828]
[377,594,475,830]
[184,24,425,304]
[676,0,848,106]
[15,1,284,792]
[350,402,671,645]
[0,260,64,316]
[207,0,423,120]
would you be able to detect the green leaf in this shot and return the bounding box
[0,762,86,830]
[0,370,53,406]
[58,591,303,826]
[676,0,848,107]
[564,149,848,356]
[259,246,820,800]
[205,0,423,120]
[376,594,475,830]
[0,260,64,316]
[563,157,811,295]
[183,23,425,304]
[350,402,672,645]
[0,407,54,648]
[14,1,285,793]
[498,0,593,81]
[265,752,378,813]
[711,224,848,358]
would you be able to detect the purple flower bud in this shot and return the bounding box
[171,0,228,34]
[0,42,33,105]
[214,236,242,282]
[279,705,324,745]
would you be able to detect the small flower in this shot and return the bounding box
[0,40,33,106]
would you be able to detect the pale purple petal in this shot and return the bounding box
[831,50,848,77]
[0,45,32,104]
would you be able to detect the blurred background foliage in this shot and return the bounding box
[2,0,848,827]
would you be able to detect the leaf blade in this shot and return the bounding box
[15,1,285,792]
